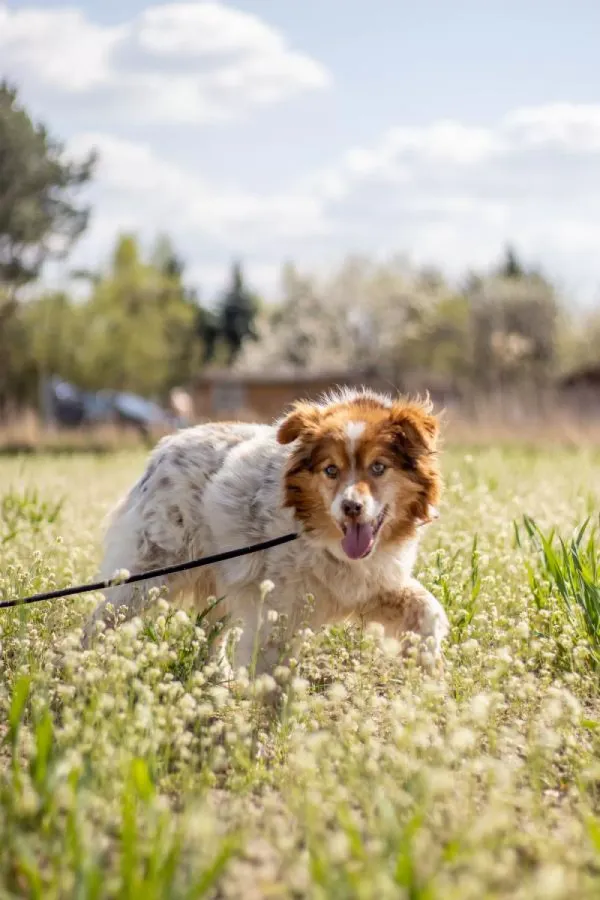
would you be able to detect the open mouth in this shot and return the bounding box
[340,507,387,560]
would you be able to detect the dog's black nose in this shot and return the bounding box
[342,498,363,518]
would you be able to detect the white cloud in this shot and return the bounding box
[311,103,600,199]
[49,104,600,303]
[71,132,327,239]
[299,103,600,295]
[0,6,122,92]
[63,132,328,298]
[0,1,330,123]
[136,2,284,57]
[504,104,600,151]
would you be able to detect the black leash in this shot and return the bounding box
[0,533,299,610]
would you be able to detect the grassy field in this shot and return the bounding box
[1,446,600,898]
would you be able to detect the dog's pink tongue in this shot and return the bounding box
[341,522,374,560]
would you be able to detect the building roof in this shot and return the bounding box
[192,367,374,387]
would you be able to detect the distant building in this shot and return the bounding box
[190,368,458,422]
[190,369,373,421]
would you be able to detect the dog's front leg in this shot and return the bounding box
[361,579,449,664]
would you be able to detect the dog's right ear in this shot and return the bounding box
[276,402,321,444]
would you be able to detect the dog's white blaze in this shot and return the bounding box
[345,420,366,456]
[345,421,365,497]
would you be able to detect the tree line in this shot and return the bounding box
[1,80,598,418]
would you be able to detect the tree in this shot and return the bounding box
[0,82,96,415]
[196,306,221,365]
[74,233,200,397]
[18,233,201,402]
[150,233,185,281]
[467,271,558,393]
[234,256,461,380]
[0,80,96,290]
[218,261,259,364]
[234,262,360,373]
[497,244,525,280]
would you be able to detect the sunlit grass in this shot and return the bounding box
[519,515,600,667]
[1,446,600,898]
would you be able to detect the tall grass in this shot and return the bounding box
[0,447,600,897]
[518,515,600,665]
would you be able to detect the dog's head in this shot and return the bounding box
[277,388,441,561]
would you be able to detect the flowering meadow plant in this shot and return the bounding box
[0,447,599,898]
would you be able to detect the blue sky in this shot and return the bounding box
[3,0,600,302]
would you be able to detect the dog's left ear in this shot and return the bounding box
[389,401,439,456]
[277,401,321,444]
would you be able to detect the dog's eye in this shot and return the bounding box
[370,461,387,477]
[324,464,339,479]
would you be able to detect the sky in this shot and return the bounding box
[2,0,600,304]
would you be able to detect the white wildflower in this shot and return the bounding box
[260,579,275,597]
[469,692,492,725]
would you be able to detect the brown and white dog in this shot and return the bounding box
[83,388,449,671]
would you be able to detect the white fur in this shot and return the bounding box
[345,420,366,452]
[83,394,448,671]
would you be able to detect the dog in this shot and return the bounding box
[82,387,449,672]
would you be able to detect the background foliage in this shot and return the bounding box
[1,81,598,419]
